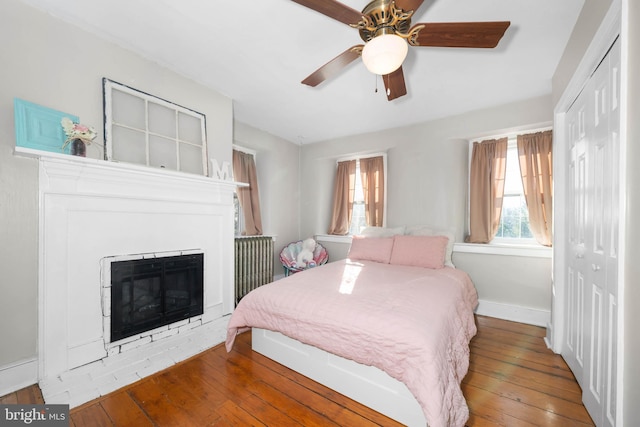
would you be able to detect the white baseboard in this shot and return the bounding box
[475,299,550,327]
[0,357,38,396]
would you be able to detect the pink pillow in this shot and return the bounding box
[389,235,448,269]
[348,236,394,263]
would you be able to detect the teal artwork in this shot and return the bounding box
[14,98,79,154]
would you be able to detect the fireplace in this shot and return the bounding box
[37,155,236,407]
[110,253,204,342]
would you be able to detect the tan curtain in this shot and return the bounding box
[232,150,263,236]
[360,156,385,227]
[517,130,553,246]
[327,160,356,235]
[466,138,508,243]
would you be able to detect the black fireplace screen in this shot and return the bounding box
[110,253,204,342]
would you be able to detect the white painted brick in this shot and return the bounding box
[167,342,202,364]
[60,359,106,381]
[67,382,101,408]
[120,336,152,353]
[140,324,169,338]
[59,370,92,387]
[136,355,175,378]
[191,333,221,352]
[201,308,221,324]
[41,390,71,405]
[117,373,144,389]
[152,327,179,341]
[110,332,144,347]
[100,351,139,368]
[96,376,123,397]
[178,319,201,334]
[39,376,66,399]
[169,319,189,329]
[112,359,150,381]
[106,345,120,357]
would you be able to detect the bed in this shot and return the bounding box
[226,232,478,427]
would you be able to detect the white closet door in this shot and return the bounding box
[563,88,589,383]
[563,38,620,427]
[583,37,620,427]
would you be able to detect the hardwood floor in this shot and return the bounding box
[1,316,594,426]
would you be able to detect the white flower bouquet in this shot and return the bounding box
[61,117,97,150]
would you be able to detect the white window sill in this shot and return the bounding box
[315,234,353,244]
[453,242,551,258]
[315,235,552,259]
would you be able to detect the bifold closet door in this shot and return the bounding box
[563,37,620,427]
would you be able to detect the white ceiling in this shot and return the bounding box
[20,0,584,144]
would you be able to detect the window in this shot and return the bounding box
[328,154,386,236]
[348,160,367,235]
[233,192,244,236]
[103,78,208,176]
[494,139,534,242]
[232,147,263,236]
[467,129,552,245]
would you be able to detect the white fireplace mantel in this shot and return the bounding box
[33,151,238,406]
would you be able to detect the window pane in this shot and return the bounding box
[179,142,204,175]
[112,126,146,164]
[148,102,176,138]
[112,90,145,129]
[349,202,366,235]
[149,135,177,170]
[349,160,367,235]
[494,143,534,241]
[504,146,524,194]
[178,112,202,145]
[497,194,533,239]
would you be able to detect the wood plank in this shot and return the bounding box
[69,402,113,427]
[467,352,583,401]
[98,391,154,427]
[1,316,594,427]
[211,400,265,426]
[15,385,44,404]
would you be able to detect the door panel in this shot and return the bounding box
[563,38,619,427]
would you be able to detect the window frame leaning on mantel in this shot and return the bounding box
[103,78,208,176]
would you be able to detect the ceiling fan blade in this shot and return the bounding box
[395,0,425,12]
[291,0,363,25]
[383,67,407,101]
[302,45,364,87]
[409,21,510,48]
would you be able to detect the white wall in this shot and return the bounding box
[299,95,555,317]
[300,95,552,240]
[0,0,233,380]
[552,0,614,106]
[623,0,640,422]
[233,122,301,276]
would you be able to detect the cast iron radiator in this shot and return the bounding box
[234,236,274,304]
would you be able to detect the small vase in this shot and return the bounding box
[70,139,86,157]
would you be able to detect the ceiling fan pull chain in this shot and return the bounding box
[374,74,378,93]
[386,74,391,96]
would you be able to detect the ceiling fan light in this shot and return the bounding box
[361,34,408,75]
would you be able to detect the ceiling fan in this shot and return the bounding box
[294,0,510,101]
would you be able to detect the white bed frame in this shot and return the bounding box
[252,328,427,427]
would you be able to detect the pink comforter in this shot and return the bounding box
[226,259,478,427]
